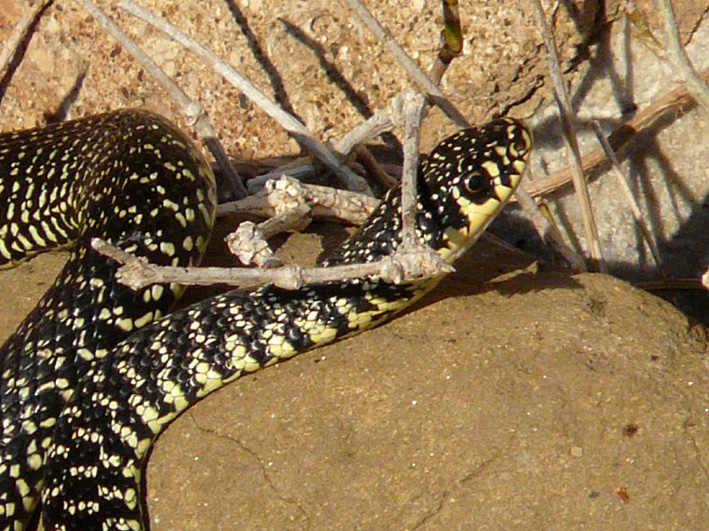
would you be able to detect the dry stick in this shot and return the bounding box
[591,122,666,275]
[340,0,470,129]
[515,181,586,273]
[249,97,401,192]
[399,90,426,247]
[389,89,452,277]
[0,0,52,79]
[217,177,379,225]
[93,225,450,290]
[652,0,709,113]
[119,0,371,196]
[92,237,404,290]
[73,0,246,199]
[524,64,709,197]
[532,0,603,272]
[353,144,399,189]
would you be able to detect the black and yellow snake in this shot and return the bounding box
[0,109,531,530]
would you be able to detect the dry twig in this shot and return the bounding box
[524,64,709,197]
[0,0,52,81]
[340,0,470,128]
[74,0,246,198]
[119,0,371,195]
[532,0,604,272]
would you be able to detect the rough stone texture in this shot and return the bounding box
[146,242,709,530]
[0,0,708,529]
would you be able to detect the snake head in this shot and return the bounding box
[420,118,532,263]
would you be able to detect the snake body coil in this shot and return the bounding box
[0,110,531,530]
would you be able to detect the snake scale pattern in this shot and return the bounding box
[0,109,531,530]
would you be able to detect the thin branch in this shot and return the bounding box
[73,0,246,198]
[0,0,52,79]
[524,64,709,197]
[119,0,371,195]
[339,0,470,128]
[399,89,426,247]
[644,0,709,113]
[429,0,463,84]
[591,121,666,275]
[532,0,606,272]
[93,237,452,291]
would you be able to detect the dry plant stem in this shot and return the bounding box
[73,0,246,199]
[340,0,470,128]
[532,0,605,272]
[393,90,452,278]
[93,237,451,291]
[515,185,586,272]
[429,0,463,84]
[0,0,52,80]
[591,122,666,274]
[119,0,371,196]
[354,144,399,189]
[333,110,396,156]
[653,0,709,114]
[248,90,409,192]
[218,177,379,226]
[524,64,709,197]
[399,90,426,247]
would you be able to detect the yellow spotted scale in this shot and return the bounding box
[0,109,531,530]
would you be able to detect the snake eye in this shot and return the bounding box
[463,172,489,195]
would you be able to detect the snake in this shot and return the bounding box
[0,109,531,530]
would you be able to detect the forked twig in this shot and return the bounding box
[340,0,470,128]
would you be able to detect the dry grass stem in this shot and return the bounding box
[339,0,470,128]
[532,0,605,272]
[119,0,371,195]
[591,122,666,274]
[0,0,52,80]
[74,0,247,198]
